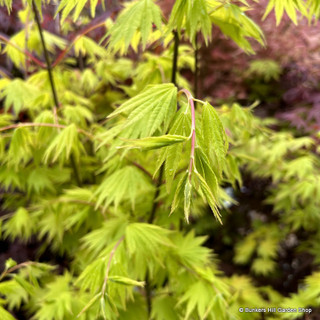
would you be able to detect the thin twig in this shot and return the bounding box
[32,0,59,119]
[34,1,95,186]
[131,161,154,181]
[101,236,125,297]
[52,21,106,67]
[0,122,95,140]
[0,261,39,281]
[24,5,30,77]
[171,30,179,85]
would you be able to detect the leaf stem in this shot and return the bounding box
[32,1,59,112]
[193,98,205,105]
[52,20,107,67]
[131,161,154,181]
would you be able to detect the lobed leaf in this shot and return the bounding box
[108,83,177,139]
[168,0,211,45]
[43,124,85,163]
[107,0,162,54]
[94,166,154,211]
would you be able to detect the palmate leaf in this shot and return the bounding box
[61,105,93,127]
[263,0,308,25]
[0,280,28,310]
[117,294,148,320]
[3,207,35,242]
[0,167,23,190]
[151,296,180,320]
[2,29,65,69]
[280,293,311,319]
[1,79,37,114]
[32,30,67,55]
[308,0,320,20]
[251,258,277,276]
[43,124,85,163]
[304,272,320,302]
[125,223,173,277]
[33,273,74,320]
[125,223,173,254]
[234,234,256,265]
[27,167,55,194]
[76,258,106,294]
[0,0,12,12]
[7,127,33,168]
[172,231,211,269]
[55,0,100,22]
[208,2,264,53]
[108,83,177,139]
[228,275,266,307]
[94,166,154,211]
[257,237,279,259]
[178,280,217,320]
[248,59,282,81]
[81,217,128,257]
[74,36,107,59]
[107,0,162,53]
[168,0,211,45]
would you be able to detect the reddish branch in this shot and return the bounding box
[52,20,107,67]
[0,34,46,68]
[0,19,107,71]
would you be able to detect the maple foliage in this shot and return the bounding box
[0,1,319,320]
